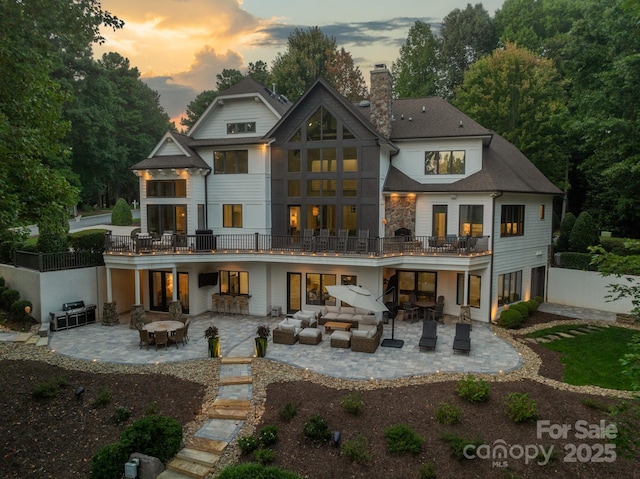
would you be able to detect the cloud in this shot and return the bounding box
[171,46,245,92]
[142,76,198,121]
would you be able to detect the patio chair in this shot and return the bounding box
[183,318,191,343]
[169,326,186,348]
[426,301,444,323]
[453,322,471,355]
[317,229,330,250]
[236,296,249,315]
[356,229,369,253]
[138,329,155,350]
[418,319,438,351]
[302,229,315,252]
[402,301,419,322]
[154,330,169,350]
[337,229,348,252]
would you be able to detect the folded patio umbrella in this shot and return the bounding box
[325,285,388,312]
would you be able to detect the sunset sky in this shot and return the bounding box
[93,0,505,123]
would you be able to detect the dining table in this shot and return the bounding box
[414,300,436,320]
[143,320,184,335]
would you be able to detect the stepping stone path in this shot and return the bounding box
[531,324,607,344]
[158,356,254,479]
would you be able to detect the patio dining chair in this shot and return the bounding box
[426,301,444,323]
[169,326,186,348]
[138,329,155,350]
[154,330,169,350]
[183,318,191,343]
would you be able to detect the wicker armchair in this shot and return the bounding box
[273,327,298,345]
[351,323,383,353]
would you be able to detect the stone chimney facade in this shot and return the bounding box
[369,64,393,139]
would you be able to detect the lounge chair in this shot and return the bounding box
[453,322,471,355]
[418,320,438,351]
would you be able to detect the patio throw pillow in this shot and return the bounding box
[352,329,368,338]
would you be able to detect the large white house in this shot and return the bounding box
[103,65,561,323]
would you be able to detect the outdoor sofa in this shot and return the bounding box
[272,311,319,345]
[319,305,375,328]
[350,320,383,353]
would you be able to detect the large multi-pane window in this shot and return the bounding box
[147,205,187,235]
[214,150,248,174]
[459,205,483,236]
[307,179,336,197]
[498,271,522,305]
[433,205,447,237]
[287,150,301,172]
[501,205,525,237]
[398,270,437,304]
[223,204,242,228]
[456,273,481,308]
[306,273,336,305]
[343,147,358,172]
[307,148,337,172]
[425,150,465,174]
[147,180,186,197]
[307,107,337,141]
[220,271,249,295]
[227,122,256,134]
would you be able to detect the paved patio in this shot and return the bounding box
[47,311,523,380]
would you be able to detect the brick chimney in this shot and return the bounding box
[369,64,392,139]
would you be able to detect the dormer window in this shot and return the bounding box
[227,122,256,134]
[425,150,465,174]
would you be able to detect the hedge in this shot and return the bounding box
[498,308,524,329]
[557,252,598,271]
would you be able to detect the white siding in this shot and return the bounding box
[191,98,280,140]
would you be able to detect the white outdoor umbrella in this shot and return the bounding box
[325,285,388,312]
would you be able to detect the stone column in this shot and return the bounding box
[168,301,182,322]
[130,304,145,330]
[102,301,119,326]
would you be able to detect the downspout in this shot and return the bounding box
[488,191,503,322]
[204,169,211,229]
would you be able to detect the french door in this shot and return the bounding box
[149,271,189,313]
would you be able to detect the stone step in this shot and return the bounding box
[208,407,249,420]
[186,436,227,454]
[569,330,586,335]
[219,375,252,386]
[166,458,211,479]
[176,447,220,468]
[545,334,562,341]
[556,332,575,339]
[157,469,193,479]
[26,335,40,345]
[38,323,50,337]
[536,337,551,343]
[221,356,252,364]
[35,337,49,347]
[13,332,32,343]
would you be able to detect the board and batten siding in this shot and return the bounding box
[191,98,280,140]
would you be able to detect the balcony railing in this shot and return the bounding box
[15,251,104,272]
[104,233,490,257]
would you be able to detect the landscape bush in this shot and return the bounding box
[557,252,598,271]
[497,308,524,329]
[119,415,182,463]
[440,432,483,461]
[259,425,279,447]
[1,288,20,311]
[253,448,276,465]
[237,436,259,455]
[509,302,530,319]
[68,230,107,254]
[111,198,133,226]
[10,299,32,321]
[534,295,544,304]
[418,462,437,479]
[434,401,461,425]
[303,414,331,443]
[113,406,132,425]
[523,299,539,313]
[341,434,372,464]
[90,442,129,479]
[455,374,490,402]
[340,391,364,416]
[91,388,112,409]
[37,230,68,253]
[557,212,576,252]
[215,463,303,479]
[569,211,599,253]
[384,423,424,455]
[278,401,298,421]
[504,392,538,423]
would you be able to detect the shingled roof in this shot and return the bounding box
[131,133,210,171]
[219,76,291,116]
[384,132,563,195]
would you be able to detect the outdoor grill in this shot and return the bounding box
[49,300,97,331]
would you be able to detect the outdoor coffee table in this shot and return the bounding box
[323,321,352,333]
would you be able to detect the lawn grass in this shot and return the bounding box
[525,324,597,338]
[539,326,637,390]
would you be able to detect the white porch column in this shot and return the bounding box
[172,266,178,301]
[134,268,141,305]
[463,271,470,306]
[106,267,113,302]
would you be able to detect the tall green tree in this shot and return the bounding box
[247,60,273,87]
[440,4,497,99]
[181,90,218,131]
[216,69,245,92]
[0,0,122,235]
[271,27,367,101]
[454,43,569,189]
[391,21,441,98]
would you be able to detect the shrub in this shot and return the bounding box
[31,381,59,399]
[238,435,259,455]
[119,415,182,463]
[144,401,159,416]
[91,442,129,479]
[303,414,331,443]
[37,230,68,253]
[341,434,372,464]
[504,393,538,423]
[440,432,483,461]
[259,425,279,447]
[68,230,107,254]
[384,423,424,455]
[11,299,32,319]
[0,276,4,287]
[216,463,303,479]
[557,252,597,271]
[455,374,490,402]
[435,401,461,425]
[279,401,298,421]
[340,392,364,416]
[569,211,599,253]
[418,462,436,479]
[534,295,544,304]
[113,406,132,425]
[557,212,576,252]
[111,198,133,226]
[497,308,524,329]
[91,388,112,409]
[509,302,529,319]
[523,299,539,313]
[1,288,20,311]
[253,448,275,465]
